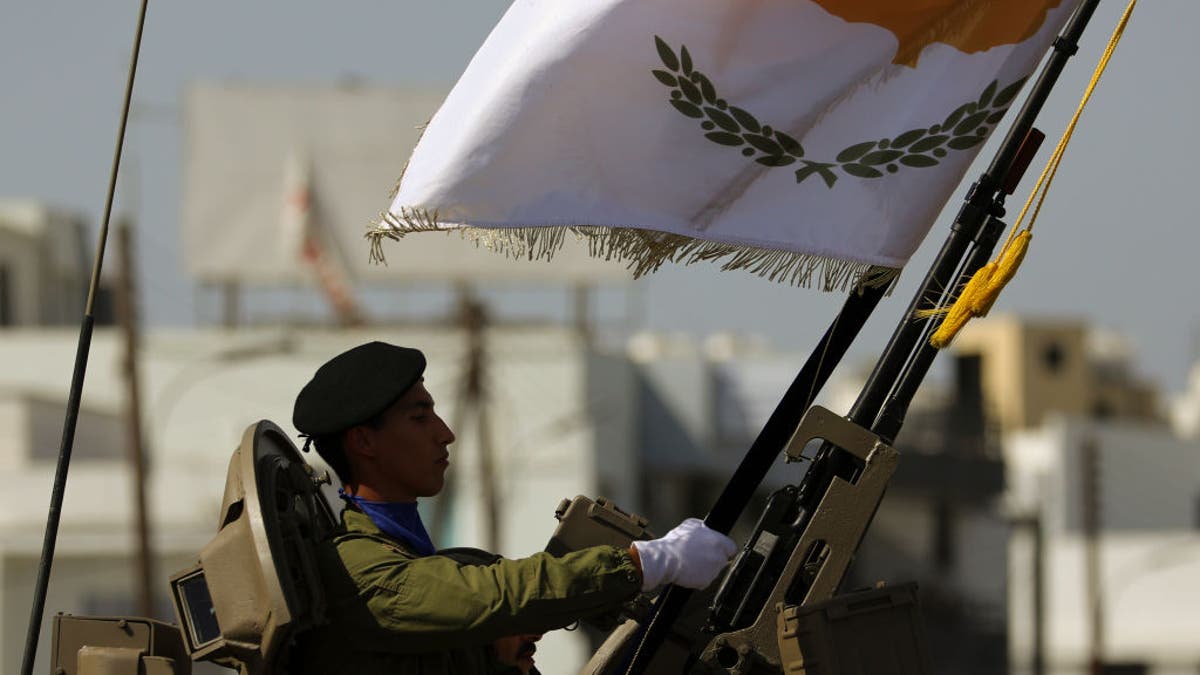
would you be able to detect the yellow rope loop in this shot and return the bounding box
[924,0,1137,349]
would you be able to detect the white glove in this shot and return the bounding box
[632,518,737,591]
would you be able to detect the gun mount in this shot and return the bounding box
[701,406,901,674]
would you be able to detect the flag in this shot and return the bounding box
[371,0,1074,290]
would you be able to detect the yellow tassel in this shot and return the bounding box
[929,262,995,348]
[971,230,1031,317]
[928,230,1031,348]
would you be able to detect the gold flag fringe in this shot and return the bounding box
[368,207,901,294]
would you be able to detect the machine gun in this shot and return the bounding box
[615,2,1103,672]
[575,409,922,675]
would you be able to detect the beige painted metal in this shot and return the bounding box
[51,615,190,675]
[141,656,182,675]
[77,646,142,675]
[547,495,657,633]
[699,406,899,675]
[169,420,336,674]
[776,582,930,675]
[546,495,654,557]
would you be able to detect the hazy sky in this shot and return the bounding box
[3,1,1198,393]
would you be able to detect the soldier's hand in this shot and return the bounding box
[630,518,736,591]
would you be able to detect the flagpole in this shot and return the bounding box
[621,1,1103,672]
[19,3,149,674]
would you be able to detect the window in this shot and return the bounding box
[1041,340,1065,374]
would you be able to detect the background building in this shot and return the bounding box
[0,202,95,328]
[2,49,1197,671]
[957,316,1199,674]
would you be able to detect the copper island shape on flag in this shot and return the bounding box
[814,0,1065,67]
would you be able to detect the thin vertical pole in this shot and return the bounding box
[464,298,502,552]
[221,281,240,328]
[1032,514,1045,675]
[116,219,156,618]
[572,283,592,345]
[1082,435,1104,674]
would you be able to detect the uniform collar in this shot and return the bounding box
[342,505,435,556]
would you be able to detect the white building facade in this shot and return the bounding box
[1006,417,1200,675]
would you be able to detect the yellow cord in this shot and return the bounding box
[926,0,1138,349]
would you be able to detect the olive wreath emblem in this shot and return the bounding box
[651,36,1026,188]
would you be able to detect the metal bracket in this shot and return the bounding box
[700,406,899,674]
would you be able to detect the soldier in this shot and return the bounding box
[288,341,735,674]
[492,633,542,675]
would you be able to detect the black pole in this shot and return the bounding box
[621,1,1103,672]
[620,280,885,674]
[19,3,149,674]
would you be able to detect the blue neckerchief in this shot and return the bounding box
[340,489,437,557]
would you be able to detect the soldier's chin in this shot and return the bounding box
[517,642,537,667]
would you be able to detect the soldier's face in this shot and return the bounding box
[354,380,455,501]
[493,634,542,674]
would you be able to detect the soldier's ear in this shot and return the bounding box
[343,425,376,462]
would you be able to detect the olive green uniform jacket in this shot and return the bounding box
[290,508,642,674]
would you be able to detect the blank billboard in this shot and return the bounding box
[182,84,631,285]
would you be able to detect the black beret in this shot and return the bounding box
[293,342,426,436]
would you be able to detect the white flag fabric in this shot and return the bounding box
[372,0,1074,289]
